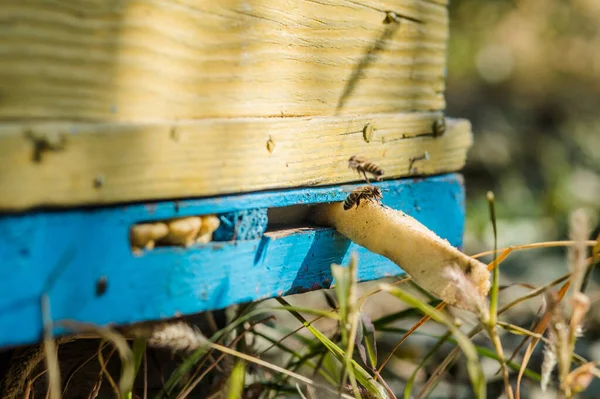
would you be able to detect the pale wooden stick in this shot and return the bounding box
[311,201,490,311]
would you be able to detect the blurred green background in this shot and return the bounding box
[447,0,599,276]
[444,2,600,395]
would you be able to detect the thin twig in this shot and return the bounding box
[472,240,598,259]
[41,295,61,399]
[417,272,573,398]
[209,342,355,398]
[486,192,514,399]
[143,352,148,399]
[376,302,447,378]
[259,277,410,356]
[97,343,119,396]
[63,342,111,396]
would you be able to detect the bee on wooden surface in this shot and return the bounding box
[432,117,446,137]
[344,185,383,210]
[348,155,384,183]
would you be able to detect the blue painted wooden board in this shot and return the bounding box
[0,174,465,348]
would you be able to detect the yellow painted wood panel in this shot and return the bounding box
[0,0,447,121]
[0,113,471,210]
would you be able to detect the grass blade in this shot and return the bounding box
[380,284,485,398]
[372,306,436,328]
[404,331,452,399]
[471,240,598,260]
[379,326,542,381]
[581,234,600,293]
[159,308,274,396]
[515,280,570,398]
[377,301,447,377]
[225,358,246,399]
[487,191,499,324]
[208,342,355,398]
[59,321,135,399]
[419,271,572,397]
[332,254,362,398]
[132,338,146,383]
[253,330,338,386]
[356,312,378,370]
[276,297,389,399]
[486,192,514,399]
[41,295,61,399]
[270,306,340,320]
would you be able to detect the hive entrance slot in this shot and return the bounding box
[266,204,321,232]
[129,203,334,253]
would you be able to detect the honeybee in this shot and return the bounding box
[348,155,384,183]
[344,185,383,210]
[432,117,446,137]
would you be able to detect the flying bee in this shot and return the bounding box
[432,117,446,137]
[348,155,384,183]
[344,185,383,210]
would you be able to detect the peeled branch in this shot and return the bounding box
[311,201,490,311]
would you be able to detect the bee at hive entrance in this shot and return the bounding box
[343,185,383,210]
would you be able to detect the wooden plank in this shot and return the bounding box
[0,0,447,121]
[0,174,464,348]
[0,113,471,211]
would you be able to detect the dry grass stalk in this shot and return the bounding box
[564,362,600,394]
[540,209,593,397]
[41,295,61,399]
[97,345,119,396]
[568,209,589,294]
[58,320,135,397]
[541,292,564,391]
[43,335,61,399]
[540,343,557,392]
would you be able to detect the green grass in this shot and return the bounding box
[12,221,599,399]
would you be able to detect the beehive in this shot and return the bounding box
[0,0,472,348]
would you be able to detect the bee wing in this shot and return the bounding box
[355,187,376,195]
[342,185,367,193]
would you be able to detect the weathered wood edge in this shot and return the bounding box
[0,0,447,120]
[0,114,471,211]
[0,173,465,348]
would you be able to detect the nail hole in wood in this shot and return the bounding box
[96,276,108,297]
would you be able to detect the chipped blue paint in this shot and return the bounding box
[0,174,465,348]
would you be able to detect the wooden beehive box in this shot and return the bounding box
[0,0,471,348]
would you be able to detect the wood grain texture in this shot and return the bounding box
[0,0,447,121]
[0,174,464,348]
[0,114,471,210]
